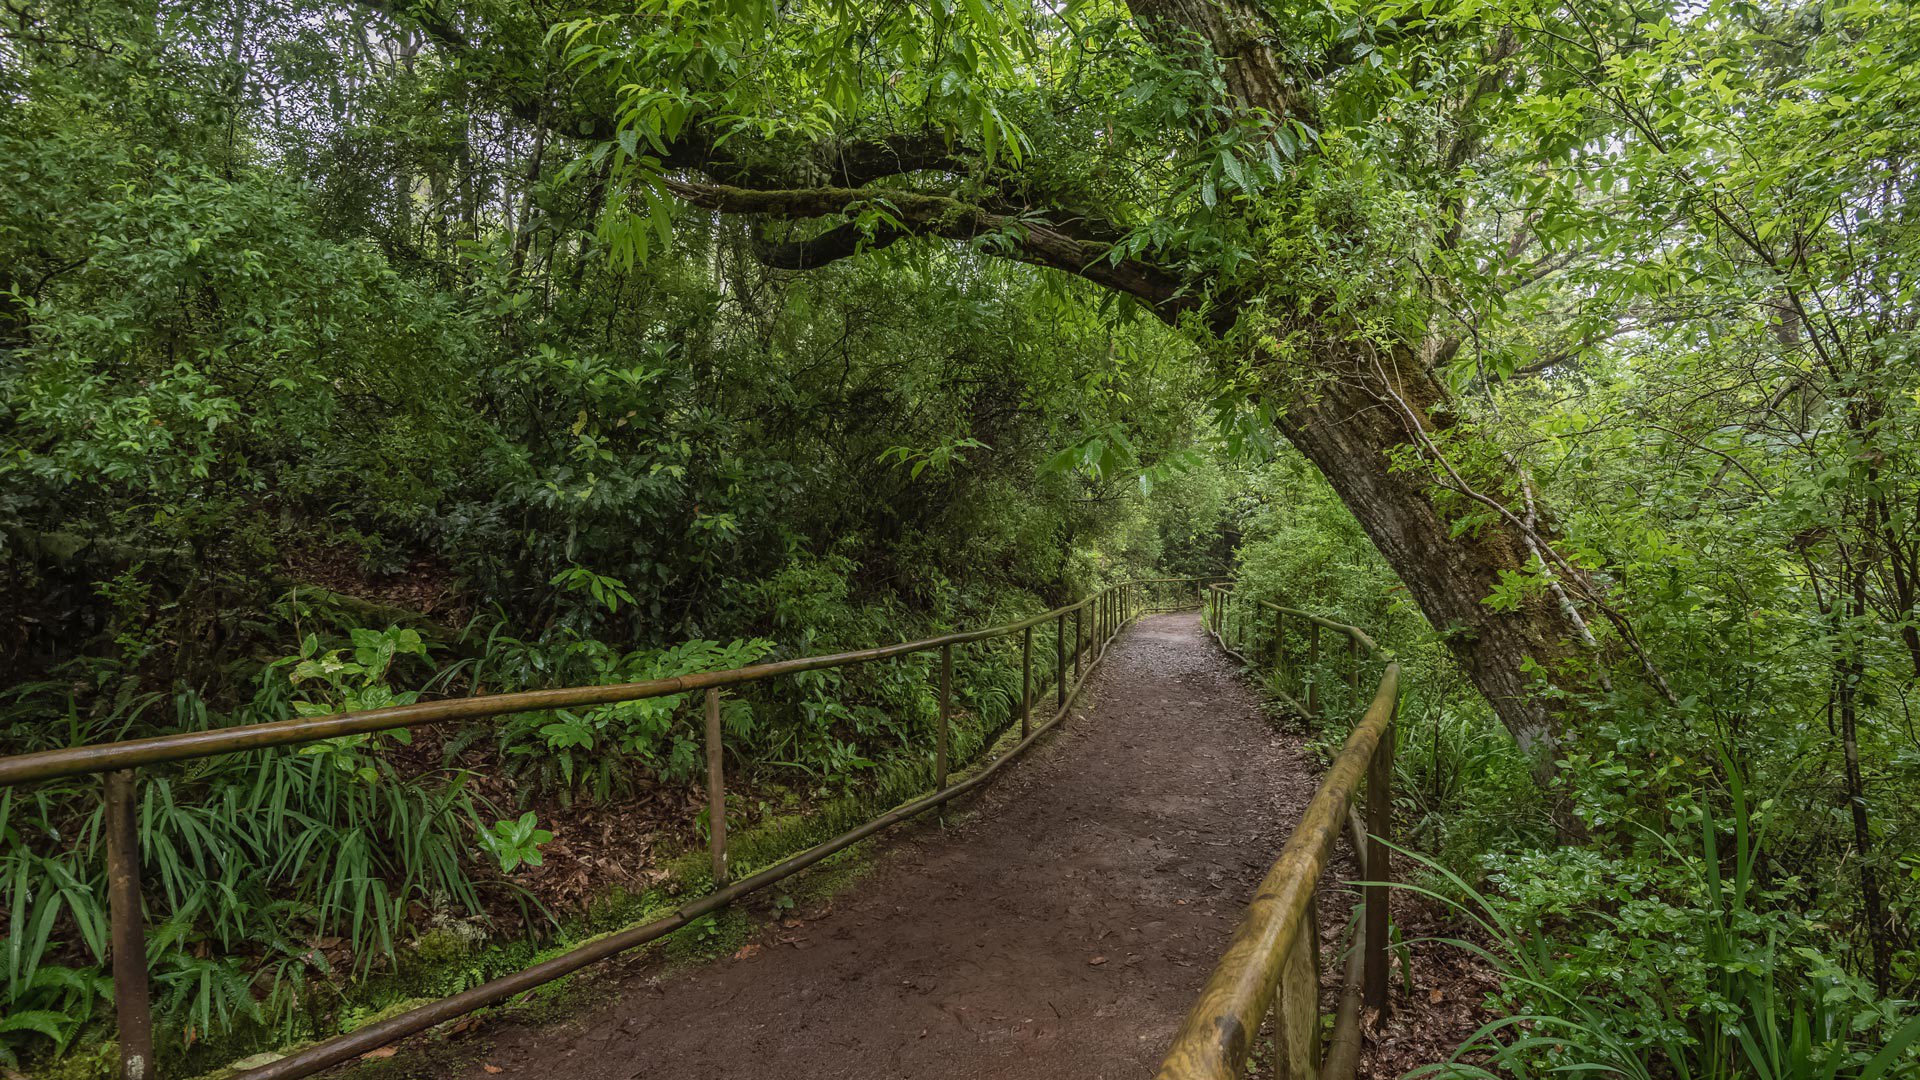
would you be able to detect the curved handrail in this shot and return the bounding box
[0,577,1216,787]
[1159,583,1400,1080]
[1,575,1217,1080]
[1206,583,1382,658]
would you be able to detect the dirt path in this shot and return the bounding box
[419,613,1337,1080]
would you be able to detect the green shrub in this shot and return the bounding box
[1409,770,1919,1080]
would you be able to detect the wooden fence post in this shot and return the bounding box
[1364,699,1397,1021]
[1074,607,1083,682]
[1056,613,1066,708]
[1272,891,1321,1080]
[937,643,952,790]
[705,688,728,886]
[1021,625,1033,739]
[1275,608,1286,685]
[1349,635,1361,709]
[105,770,154,1080]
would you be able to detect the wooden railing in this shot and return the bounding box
[1158,583,1400,1080]
[0,577,1218,1080]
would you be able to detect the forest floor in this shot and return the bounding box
[349,613,1489,1080]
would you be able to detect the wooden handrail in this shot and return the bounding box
[0,577,1219,787]
[1159,583,1398,1080]
[3,576,1220,1080]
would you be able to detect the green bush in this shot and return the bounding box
[1410,775,1920,1080]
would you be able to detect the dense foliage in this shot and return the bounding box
[1221,2,1920,1070]
[0,3,1230,1069]
[5,0,1920,1076]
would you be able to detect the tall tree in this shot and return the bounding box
[359,0,1618,778]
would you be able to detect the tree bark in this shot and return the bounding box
[1277,346,1582,783]
[1125,0,1306,124]
[1122,0,1593,779]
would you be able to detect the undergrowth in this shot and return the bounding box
[2,588,1081,1076]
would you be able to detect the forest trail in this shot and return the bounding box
[403,613,1333,1080]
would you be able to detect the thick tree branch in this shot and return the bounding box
[751,220,916,269]
[355,0,1218,325]
[350,0,976,186]
[1125,0,1305,123]
[664,180,1202,325]
[816,132,973,188]
[654,129,979,190]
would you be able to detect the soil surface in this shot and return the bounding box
[375,612,1471,1080]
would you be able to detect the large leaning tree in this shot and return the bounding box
[367,0,1658,780]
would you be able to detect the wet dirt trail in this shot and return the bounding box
[423,613,1328,1080]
